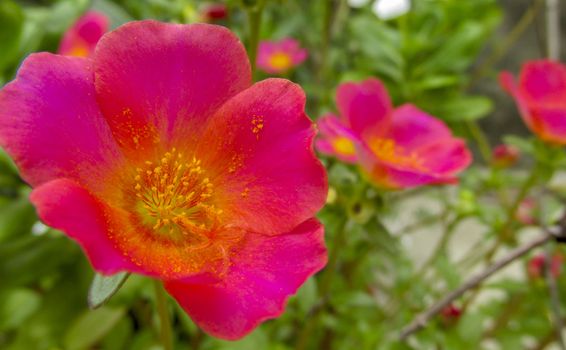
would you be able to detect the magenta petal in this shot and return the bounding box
[164,219,327,340]
[197,79,327,234]
[316,114,359,163]
[417,138,472,175]
[336,78,392,137]
[519,60,566,106]
[0,53,123,190]
[30,179,137,275]
[388,104,452,149]
[94,21,251,157]
[500,71,537,131]
[531,107,566,144]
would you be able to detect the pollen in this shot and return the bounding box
[130,148,222,242]
[251,115,264,139]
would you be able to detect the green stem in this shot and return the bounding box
[466,120,492,164]
[153,280,174,350]
[295,218,348,350]
[246,0,266,78]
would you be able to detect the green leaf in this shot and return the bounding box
[438,95,493,121]
[64,307,125,350]
[88,272,130,309]
[0,288,41,331]
[0,0,24,71]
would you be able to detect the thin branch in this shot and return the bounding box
[399,232,552,340]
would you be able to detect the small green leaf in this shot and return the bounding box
[87,272,129,309]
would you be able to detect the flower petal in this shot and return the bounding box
[388,104,452,149]
[30,179,137,275]
[164,219,326,340]
[58,11,109,57]
[416,138,472,175]
[196,79,327,234]
[336,78,392,137]
[94,21,251,158]
[315,114,359,163]
[500,71,537,131]
[530,106,566,145]
[0,53,123,190]
[519,60,566,107]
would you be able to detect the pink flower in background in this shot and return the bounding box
[500,60,566,145]
[440,304,462,326]
[315,114,359,163]
[527,253,563,279]
[58,11,109,57]
[257,38,307,74]
[515,198,538,225]
[0,21,327,340]
[316,78,472,190]
[492,144,520,168]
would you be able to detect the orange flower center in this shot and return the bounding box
[369,138,426,171]
[268,52,292,71]
[130,148,222,244]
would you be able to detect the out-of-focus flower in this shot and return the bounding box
[200,3,228,22]
[257,38,307,75]
[527,253,563,279]
[316,114,359,164]
[58,11,109,57]
[316,78,472,190]
[372,0,411,20]
[500,60,566,145]
[492,144,520,168]
[515,198,538,225]
[440,304,462,326]
[0,21,327,340]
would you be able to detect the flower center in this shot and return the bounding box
[268,52,292,71]
[332,137,356,156]
[131,148,222,243]
[369,138,426,171]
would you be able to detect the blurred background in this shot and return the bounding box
[1,0,566,349]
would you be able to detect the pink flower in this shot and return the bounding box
[58,11,109,57]
[257,38,308,74]
[492,144,520,168]
[316,78,472,189]
[500,60,566,145]
[527,253,563,279]
[515,198,538,225]
[0,21,327,340]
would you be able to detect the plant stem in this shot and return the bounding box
[153,280,174,350]
[399,231,552,340]
[246,0,266,78]
[295,218,348,350]
[466,120,492,164]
